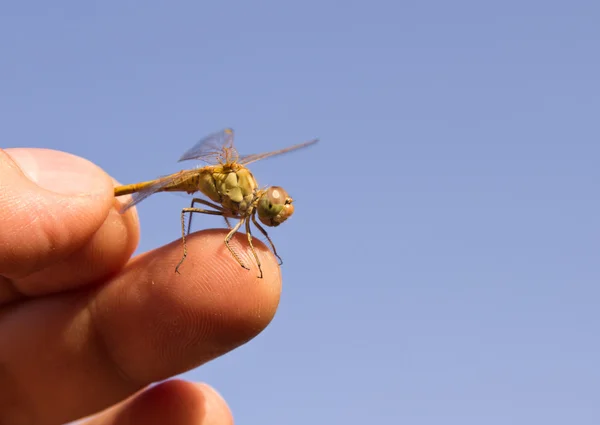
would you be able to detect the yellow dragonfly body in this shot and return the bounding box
[114,128,318,278]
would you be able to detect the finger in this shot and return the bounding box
[5,196,139,300]
[0,230,281,425]
[0,149,139,298]
[94,229,282,380]
[83,380,233,425]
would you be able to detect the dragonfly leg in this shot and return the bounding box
[223,217,233,230]
[252,212,283,266]
[224,218,250,270]
[245,218,263,279]
[176,207,224,274]
[186,198,226,236]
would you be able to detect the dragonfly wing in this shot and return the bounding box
[118,169,199,213]
[238,138,319,166]
[178,128,236,163]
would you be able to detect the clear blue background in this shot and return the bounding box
[2,1,599,424]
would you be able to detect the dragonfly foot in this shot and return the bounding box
[175,256,186,274]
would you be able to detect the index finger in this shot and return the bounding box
[0,231,282,425]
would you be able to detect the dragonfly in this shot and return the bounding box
[114,128,318,278]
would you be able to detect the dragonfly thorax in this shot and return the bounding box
[197,163,258,215]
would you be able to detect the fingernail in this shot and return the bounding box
[5,148,107,196]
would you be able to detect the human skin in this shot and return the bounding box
[0,148,282,425]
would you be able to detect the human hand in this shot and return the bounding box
[0,148,281,425]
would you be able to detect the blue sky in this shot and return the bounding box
[2,1,599,423]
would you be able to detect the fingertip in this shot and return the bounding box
[161,229,283,334]
[92,229,282,382]
[3,148,113,197]
[10,200,141,297]
[84,380,233,425]
[191,382,234,425]
[110,177,140,240]
[0,148,115,278]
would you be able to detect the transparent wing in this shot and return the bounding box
[118,169,202,213]
[178,128,235,163]
[238,138,319,166]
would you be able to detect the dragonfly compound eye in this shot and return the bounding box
[258,186,294,227]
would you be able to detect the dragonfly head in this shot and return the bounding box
[257,186,294,227]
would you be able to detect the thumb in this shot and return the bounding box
[0,148,114,278]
